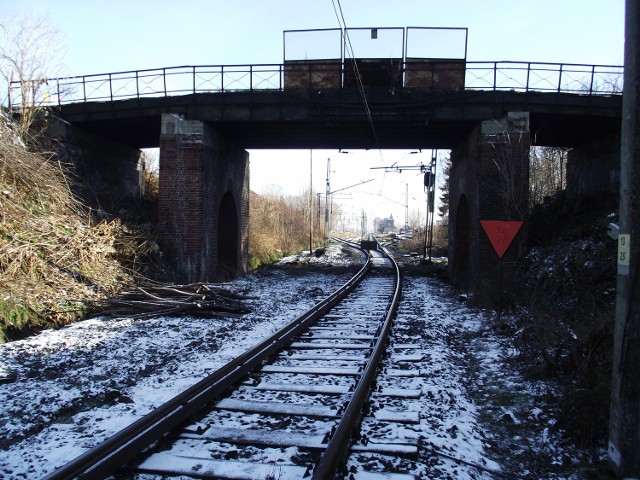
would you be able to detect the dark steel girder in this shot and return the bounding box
[53,89,622,150]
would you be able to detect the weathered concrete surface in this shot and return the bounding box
[609,0,640,476]
[55,89,621,150]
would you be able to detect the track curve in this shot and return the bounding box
[42,238,401,480]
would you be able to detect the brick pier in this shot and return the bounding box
[158,114,249,282]
[449,112,531,303]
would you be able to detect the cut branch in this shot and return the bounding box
[87,283,254,320]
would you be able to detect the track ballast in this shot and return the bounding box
[44,240,425,480]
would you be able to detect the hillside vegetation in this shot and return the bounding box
[249,189,323,268]
[0,111,322,342]
[516,193,617,448]
[0,114,157,342]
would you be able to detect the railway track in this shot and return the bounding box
[43,238,422,480]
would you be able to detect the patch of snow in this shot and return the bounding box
[0,249,603,479]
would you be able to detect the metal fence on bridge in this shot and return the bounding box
[8,61,623,108]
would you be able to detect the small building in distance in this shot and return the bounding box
[375,214,396,234]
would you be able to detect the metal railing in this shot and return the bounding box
[8,61,623,108]
[466,61,622,94]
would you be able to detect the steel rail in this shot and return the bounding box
[41,242,372,480]
[312,240,402,479]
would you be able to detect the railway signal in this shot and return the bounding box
[371,150,438,260]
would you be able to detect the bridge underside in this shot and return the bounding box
[55,89,621,150]
[54,88,621,291]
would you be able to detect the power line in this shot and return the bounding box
[330,0,381,153]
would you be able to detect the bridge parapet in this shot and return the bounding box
[10,61,623,108]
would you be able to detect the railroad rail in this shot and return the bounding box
[42,238,407,479]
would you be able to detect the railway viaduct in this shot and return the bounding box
[41,58,622,297]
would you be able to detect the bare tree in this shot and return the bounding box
[408,206,423,231]
[529,146,568,208]
[249,189,323,266]
[0,14,66,137]
[486,126,530,219]
[579,70,623,95]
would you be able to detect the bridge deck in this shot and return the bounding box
[54,88,622,149]
[24,60,622,149]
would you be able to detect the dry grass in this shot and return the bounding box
[0,113,157,342]
[396,224,449,259]
[499,193,618,449]
[248,190,321,268]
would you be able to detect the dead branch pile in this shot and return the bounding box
[88,283,254,319]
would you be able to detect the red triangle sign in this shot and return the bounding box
[480,220,524,259]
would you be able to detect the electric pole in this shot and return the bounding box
[325,158,331,240]
[309,149,313,255]
[609,0,640,476]
[404,183,409,233]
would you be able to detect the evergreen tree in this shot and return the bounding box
[438,156,451,221]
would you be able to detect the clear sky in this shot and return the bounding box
[0,0,625,229]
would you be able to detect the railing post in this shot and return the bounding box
[250,65,253,93]
[526,63,531,92]
[109,73,113,101]
[558,64,563,93]
[163,68,167,96]
[493,62,497,90]
[193,66,196,94]
[57,79,61,105]
[136,71,140,98]
[83,76,87,102]
[221,66,224,92]
[590,65,596,95]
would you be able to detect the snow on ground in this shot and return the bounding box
[0,244,600,479]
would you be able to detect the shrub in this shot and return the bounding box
[511,231,615,446]
[248,190,321,268]
[0,113,159,341]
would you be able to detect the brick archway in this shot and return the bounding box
[448,112,530,300]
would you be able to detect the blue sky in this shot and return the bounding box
[0,0,626,227]
[1,0,624,73]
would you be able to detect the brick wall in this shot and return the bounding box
[449,126,479,289]
[158,114,249,282]
[449,113,530,303]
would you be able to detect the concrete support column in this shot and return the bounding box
[448,112,530,302]
[158,114,249,282]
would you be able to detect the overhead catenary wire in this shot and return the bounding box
[330,0,382,155]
